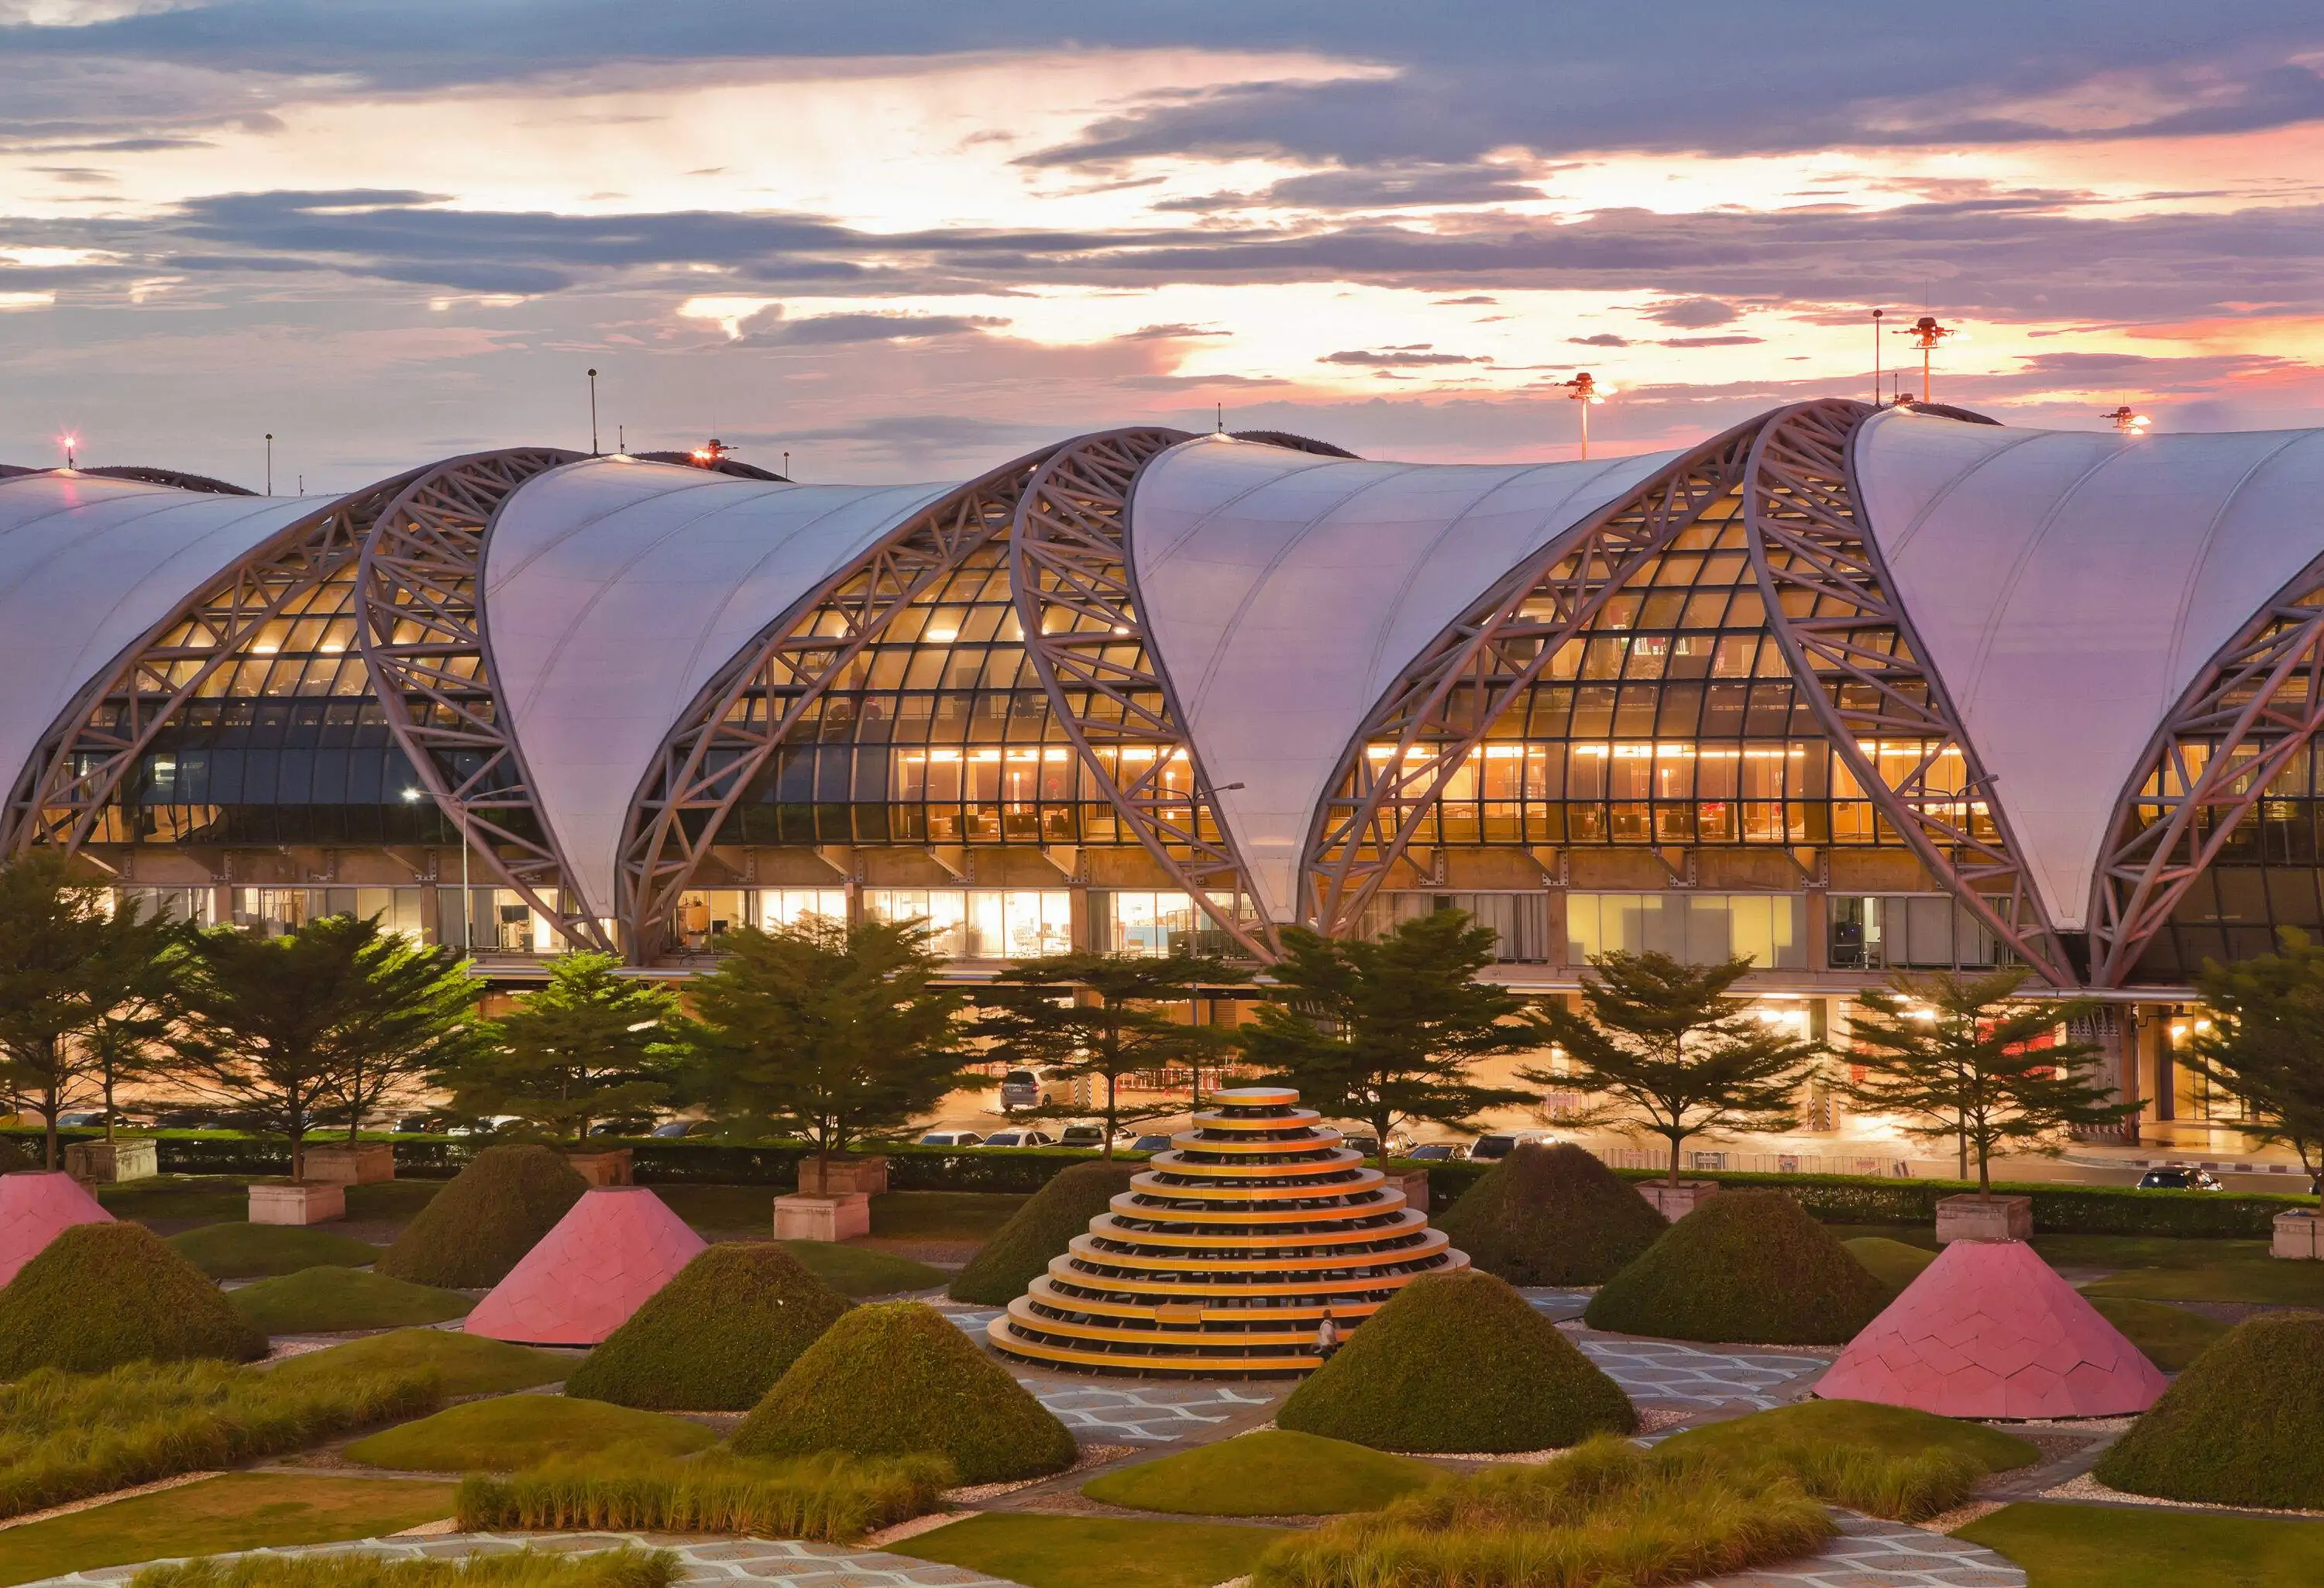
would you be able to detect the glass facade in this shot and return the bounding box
[2132,744,2324,977]
[1355,891,1552,963]
[1828,895,2003,971]
[234,885,425,940]
[1567,892,1807,969]
[865,887,1072,959]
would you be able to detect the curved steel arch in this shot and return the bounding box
[80,466,257,497]
[354,448,610,953]
[2088,553,2324,986]
[1010,427,1275,961]
[1300,416,1768,937]
[1742,399,2077,986]
[2,469,425,859]
[611,445,1063,961]
[1226,431,1360,459]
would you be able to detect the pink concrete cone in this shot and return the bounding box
[1819,1238,2168,1419]
[464,1186,707,1346]
[0,1170,115,1286]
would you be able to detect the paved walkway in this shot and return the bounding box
[1693,1515,2023,1586]
[1576,1336,1826,1410]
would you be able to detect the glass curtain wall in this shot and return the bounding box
[2133,736,2324,977]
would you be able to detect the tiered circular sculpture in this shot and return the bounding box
[988,1085,1468,1375]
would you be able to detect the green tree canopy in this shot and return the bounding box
[449,951,682,1139]
[1838,966,2130,1197]
[1532,949,1817,1188]
[0,854,175,1169]
[2188,929,2324,1190]
[680,916,977,1159]
[1236,909,1534,1152]
[973,950,1236,1154]
[169,912,481,1176]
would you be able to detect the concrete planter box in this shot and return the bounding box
[63,1139,156,1184]
[1937,1193,2033,1243]
[774,1191,871,1243]
[303,1143,396,1185]
[798,1155,889,1197]
[1637,1181,1721,1220]
[1384,1168,1431,1215]
[2273,1209,2321,1260]
[566,1148,635,1188]
[250,1181,346,1225]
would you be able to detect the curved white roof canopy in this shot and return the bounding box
[485,459,956,920]
[1130,436,1681,922]
[1855,410,2324,930]
[0,473,319,806]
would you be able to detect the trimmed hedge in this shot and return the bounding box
[373,1144,586,1288]
[2094,1313,2324,1507]
[732,1301,1077,1483]
[1583,1190,1889,1345]
[1434,1143,1667,1286]
[947,1159,1139,1305]
[1278,1270,1635,1453]
[565,1243,852,1411]
[0,1222,266,1374]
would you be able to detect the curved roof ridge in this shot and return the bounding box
[2163,429,2324,693]
[1134,438,1346,582]
[1878,421,2050,564]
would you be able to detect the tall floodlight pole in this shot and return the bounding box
[1906,315,1954,404]
[62,434,76,469]
[1560,371,1611,459]
[587,369,600,456]
[2103,404,2151,435]
[1872,308,1884,406]
[264,434,273,495]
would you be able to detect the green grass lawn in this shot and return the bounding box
[2086,1295,2231,1370]
[96,1174,256,1224]
[650,1183,774,1232]
[229,1266,474,1334]
[1958,1500,2324,1587]
[166,1223,383,1279]
[896,1514,1288,1588]
[782,1240,946,1296]
[0,1473,456,1588]
[265,1328,571,1397]
[1846,1235,1939,1292]
[343,1392,717,1472]
[1825,1226,2324,1308]
[1082,1430,1439,1517]
[868,1191,1028,1242]
[342,1181,445,1222]
[1658,1399,2039,1472]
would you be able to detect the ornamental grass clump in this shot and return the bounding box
[456,1451,951,1544]
[1250,1434,1833,1588]
[564,1243,851,1411]
[1582,1190,1888,1345]
[731,1301,1075,1483]
[946,1159,1139,1305]
[1434,1143,1669,1286]
[1278,1271,1634,1453]
[133,1547,679,1588]
[2094,1312,2324,1508]
[375,1145,587,1288]
[0,1357,440,1519]
[0,1222,265,1377]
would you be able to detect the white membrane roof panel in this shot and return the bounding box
[1130,435,1680,921]
[486,459,955,919]
[1855,409,2324,930]
[0,472,316,804]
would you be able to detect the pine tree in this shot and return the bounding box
[449,951,682,1139]
[1838,967,2132,1197]
[681,916,977,1160]
[1236,910,1534,1153]
[1532,949,1817,1188]
[973,950,1236,1156]
[2187,930,2324,1193]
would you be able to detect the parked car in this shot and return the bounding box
[2137,1165,2225,1191]
[649,1119,706,1139]
[1470,1129,1559,1161]
[999,1068,1071,1112]
[1339,1133,1382,1158]
[394,1114,444,1134]
[919,1130,985,1147]
[1058,1123,1125,1150]
[985,1129,1054,1148]
[1404,1143,1459,1161]
[1130,1134,1174,1154]
[57,1111,133,1129]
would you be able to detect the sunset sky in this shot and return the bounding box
[2,2,2320,486]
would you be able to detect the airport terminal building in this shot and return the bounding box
[6,397,2323,1140]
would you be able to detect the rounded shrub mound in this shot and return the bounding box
[374,1144,587,1288]
[947,1159,1139,1305]
[2094,1312,2324,1508]
[167,1222,382,1280]
[566,1243,852,1411]
[0,1220,265,1374]
[1083,1428,1439,1517]
[731,1300,1077,1483]
[1583,1189,1887,1345]
[1278,1270,1635,1453]
[1433,1143,1669,1286]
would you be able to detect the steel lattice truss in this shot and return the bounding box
[1010,427,1275,959]
[2,469,423,860]
[2089,559,2324,985]
[614,447,1061,959]
[1301,418,1765,936]
[1742,399,2077,986]
[354,449,603,950]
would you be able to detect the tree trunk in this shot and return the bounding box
[290,1122,304,1183]
[1667,1133,1683,1189]
[1957,1110,1969,1181]
[43,1105,57,1172]
[104,1069,116,1143]
[1977,1143,1992,1200]
[1102,1072,1117,1160]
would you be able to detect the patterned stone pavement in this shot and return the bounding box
[16,1533,1024,1588]
[1521,1287,1596,1318]
[1691,1514,2025,1587]
[1027,1381,1277,1442]
[1577,1336,1827,1410]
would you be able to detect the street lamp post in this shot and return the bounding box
[587,369,600,456]
[264,434,273,496]
[1561,371,1612,459]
